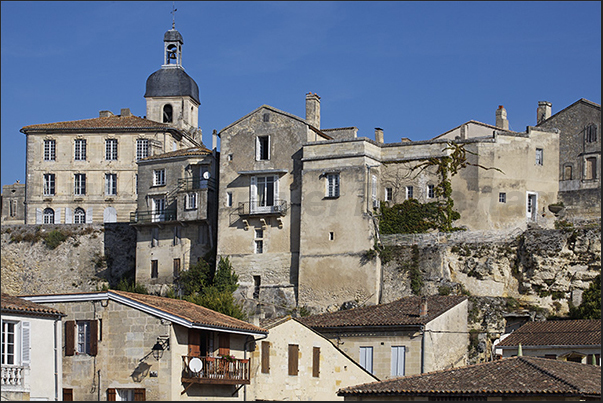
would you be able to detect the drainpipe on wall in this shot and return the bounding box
[242,334,268,401]
[420,325,425,374]
[54,318,60,401]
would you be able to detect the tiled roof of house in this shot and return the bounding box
[140,146,211,161]
[497,319,601,347]
[1,293,64,317]
[20,115,172,132]
[298,295,467,329]
[338,356,601,398]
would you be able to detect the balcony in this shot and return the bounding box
[130,207,177,224]
[181,356,250,390]
[237,200,288,217]
[1,366,25,389]
[177,177,214,191]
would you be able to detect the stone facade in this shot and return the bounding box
[1,181,25,224]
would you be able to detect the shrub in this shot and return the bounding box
[43,229,67,249]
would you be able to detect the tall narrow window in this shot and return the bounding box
[1,321,16,365]
[77,321,91,355]
[136,139,149,160]
[163,104,173,123]
[152,198,165,222]
[74,139,86,161]
[255,229,264,254]
[256,136,270,160]
[43,174,55,196]
[391,346,406,377]
[288,344,299,376]
[535,148,544,166]
[586,124,598,143]
[253,276,261,299]
[185,193,197,209]
[151,260,158,278]
[371,175,378,208]
[312,347,320,378]
[585,157,597,180]
[427,184,435,199]
[261,341,270,374]
[385,187,393,202]
[173,226,181,245]
[43,208,55,224]
[251,175,278,213]
[74,174,86,195]
[326,173,340,198]
[359,346,373,374]
[9,200,17,217]
[173,258,181,278]
[499,192,506,203]
[151,228,159,247]
[153,169,166,186]
[44,139,56,161]
[406,186,414,199]
[564,165,573,180]
[226,192,233,207]
[105,174,117,196]
[74,207,86,224]
[105,139,118,160]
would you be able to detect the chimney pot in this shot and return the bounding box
[537,101,552,124]
[305,92,321,129]
[120,108,132,117]
[419,296,428,317]
[375,128,384,143]
[99,110,114,118]
[495,105,509,130]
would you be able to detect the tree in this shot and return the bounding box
[570,275,601,319]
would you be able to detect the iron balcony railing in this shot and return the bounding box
[181,355,250,386]
[130,207,177,224]
[237,200,288,216]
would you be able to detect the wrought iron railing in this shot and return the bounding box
[1,366,24,388]
[130,208,177,224]
[237,200,288,216]
[181,355,250,385]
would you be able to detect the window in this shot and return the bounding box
[261,341,270,374]
[151,260,158,278]
[535,148,544,165]
[499,192,506,203]
[153,169,166,186]
[329,232,334,241]
[1,320,15,365]
[74,174,86,195]
[105,139,118,160]
[74,207,86,224]
[105,174,117,195]
[152,198,165,222]
[256,136,270,160]
[586,124,597,143]
[107,388,146,401]
[312,347,320,378]
[288,344,299,376]
[326,173,340,198]
[391,346,406,376]
[63,388,73,401]
[253,276,261,299]
[585,157,597,180]
[226,192,233,207]
[163,104,173,123]
[9,200,17,217]
[136,139,149,160]
[359,346,373,374]
[43,208,55,224]
[263,113,270,122]
[1,320,29,367]
[151,228,159,247]
[65,321,97,356]
[185,193,197,209]
[371,175,378,208]
[77,321,91,354]
[564,165,573,180]
[173,258,181,278]
[385,187,393,202]
[406,186,414,199]
[251,175,278,213]
[74,139,86,161]
[255,229,264,253]
[43,173,55,196]
[428,184,435,199]
[198,224,208,245]
[44,139,56,161]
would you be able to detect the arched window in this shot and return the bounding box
[43,208,55,224]
[163,104,173,123]
[74,207,86,224]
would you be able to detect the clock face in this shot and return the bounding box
[202,171,210,180]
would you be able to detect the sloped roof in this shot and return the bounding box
[20,291,267,336]
[1,293,64,318]
[338,356,601,398]
[20,115,173,133]
[432,119,517,140]
[140,146,211,161]
[536,98,601,127]
[298,295,467,329]
[497,319,601,347]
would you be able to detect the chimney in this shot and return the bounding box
[305,92,321,129]
[536,101,552,124]
[212,129,218,150]
[120,108,132,117]
[401,137,412,142]
[495,105,509,130]
[375,128,384,143]
[99,110,114,118]
[419,296,428,317]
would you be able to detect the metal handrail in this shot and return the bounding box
[130,208,177,224]
[181,355,250,384]
[237,199,288,216]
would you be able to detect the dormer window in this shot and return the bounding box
[163,105,173,123]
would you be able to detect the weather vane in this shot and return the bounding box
[171,2,177,29]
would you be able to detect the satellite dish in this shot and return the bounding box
[188,357,203,373]
[202,171,211,180]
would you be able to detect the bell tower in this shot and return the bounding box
[163,21,183,67]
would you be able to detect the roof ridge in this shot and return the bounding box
[520,357,585,393]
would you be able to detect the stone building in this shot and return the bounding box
[535,98,601,219]
[19,26,202,225]
[133,146,219,294]
[1,181,25,224]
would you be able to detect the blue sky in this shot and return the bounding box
[1,1,601,189]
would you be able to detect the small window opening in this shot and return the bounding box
[253,276,261,299]
[163,104,173,123]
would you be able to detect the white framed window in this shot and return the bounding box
[326,173,340,198]
[44,139,56,161]
[77,321,91,355]
[43,173,55,196]
[250,175,279,213]
[359,346,373,374]
[74,174,86,195]
[255,228,264,254]
[385,187,393,202]
[105,173,117,195]
[527,192,537,221]
[499,192,506,203]
[74,139,86,161]
[371,175,378,208]
[535,148,544,165]
[1,320,29,366]
[256,136,270,160]
[391,346,406,377]
[185,192,197,209]
[74,207,86,224]
[136,139,149,160]
[43,208,55,224]
[153,169,166,186]
[406,186,414,199]
[152,198,166,222]
[427,184,435,199]
[105,139,118,160]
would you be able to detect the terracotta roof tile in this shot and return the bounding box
[21,115,172,132]
[1,293,64,317]
[298,295,467,328]
[338,356,601,398]
[497,319,601,347]
[140,146,211,161]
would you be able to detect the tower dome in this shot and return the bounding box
[145,68,200,104]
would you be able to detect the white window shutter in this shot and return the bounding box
[65,207,73,224]
[55,208,62,224]
[86,207,93,223]
[250,176,257,207]
[267,136,271,160]
[255,138,260,161]
[21,321,31,365]
[36,208,43,224]
[273,175,279,204]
